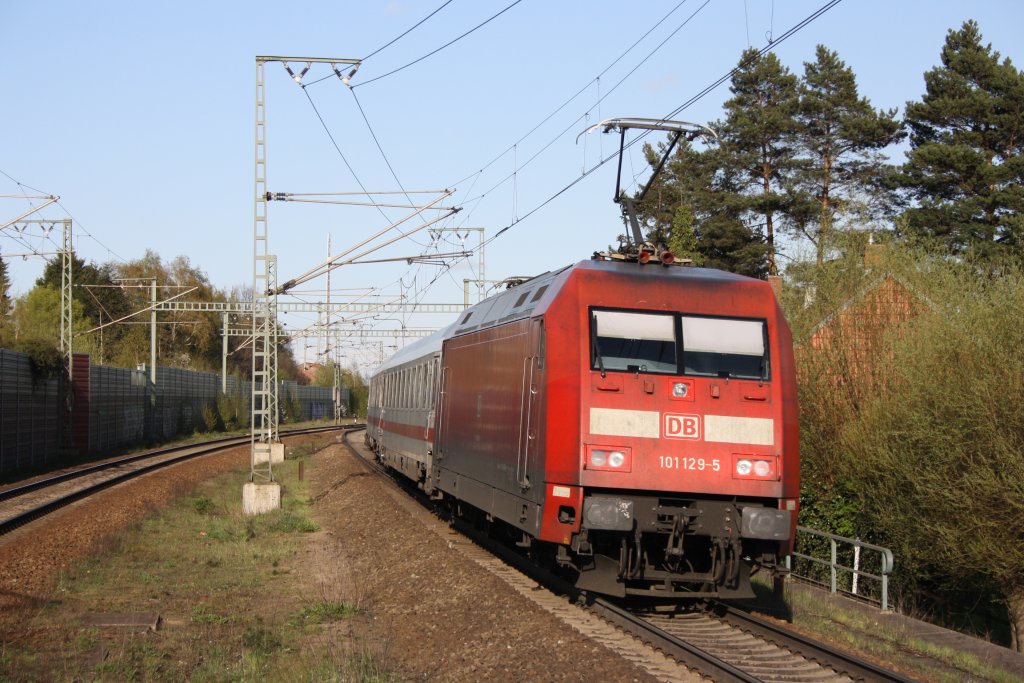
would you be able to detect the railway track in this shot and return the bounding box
[595,599,921,683]
[342,429,917,683]
[0,424,359,536]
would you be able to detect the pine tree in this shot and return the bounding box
[899,21,1024,258]
[637,139,769,277]
[795,46,904,266]
[719,49,801,275]
[36,251,132,329]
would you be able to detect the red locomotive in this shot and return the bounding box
[366,255,799,598]
[367,119,799,599]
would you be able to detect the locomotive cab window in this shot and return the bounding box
[590,308,769,380]
[591,310,676,374]
[682,316,768,380]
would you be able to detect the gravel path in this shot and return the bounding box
[306,439,669,682]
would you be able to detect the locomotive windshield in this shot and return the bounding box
[591,311,676,373]
[591,309,769,380]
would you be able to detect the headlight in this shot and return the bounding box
[587,447,632,472]
[733,455,777,480]
[672,382,689,398]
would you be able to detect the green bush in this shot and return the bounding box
[216,391,237,430]
[200,401,222,432]
[787,248,1024,649]
[191,496,216,515]
[12,338,65,382]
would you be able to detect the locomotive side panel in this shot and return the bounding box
[435,318,547,535]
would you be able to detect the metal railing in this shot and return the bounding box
[786,525,895,611]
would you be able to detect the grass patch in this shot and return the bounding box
[191,605,232,625]
[759,577,1022,683]
[287,437,328,459]
[296,601,361,624]
[268,511,320,534]
[0,450,396,682]
[242,618,284,655]
[191,495,216,515]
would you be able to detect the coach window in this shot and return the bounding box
[415,365,423,409]
[681,316,768,380]
[425,363,433,407]
[591,309,676,374]
[421,364,428,408]
[420,364,427,408]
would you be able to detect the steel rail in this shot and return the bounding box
[589,597,761,682]
[0,425,345,503]
[0,424,362,536]
[718,604,919,683]
[1,435,246,503]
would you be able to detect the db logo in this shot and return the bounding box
[664,413,701,440]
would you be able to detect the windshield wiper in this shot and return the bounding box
[591,332,606,378]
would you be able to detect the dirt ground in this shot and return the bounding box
[306,439,661,682]
[0,442,254,616]
[0,432,663,681]
[7,428,1018,681]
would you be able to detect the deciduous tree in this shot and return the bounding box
[0,256,12,345]
[836,257,1024,652]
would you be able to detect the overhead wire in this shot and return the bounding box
[458,0,713,209]
[352,0,526,89]
[307,72,489,307]
[448,0,697,189]
[470,0,844,254]
[0,168,128,263]
[348,87,432,240]
[301,1,457,91]
[363,0,456,62]
[401,0,716,310]
[295,0,840,344]
[296,2,705,332]
[297,82,396,229]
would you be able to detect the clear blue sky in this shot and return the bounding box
[3,1,1023,368]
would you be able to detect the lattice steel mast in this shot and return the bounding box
[248,56,360,499]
